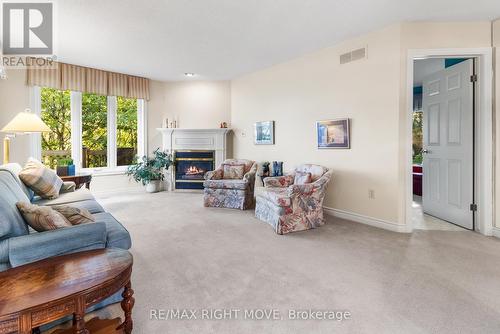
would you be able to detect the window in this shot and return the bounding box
[40,88,71,168]
[412,111,423,164]
[35,88,145,172]
[116,97,138,166]
[82,93,108,168]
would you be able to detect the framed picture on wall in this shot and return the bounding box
[254,121,275,145]
[316,118,350,149]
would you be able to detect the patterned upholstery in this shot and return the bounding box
[203,159,257,210]
[255,164,332,234]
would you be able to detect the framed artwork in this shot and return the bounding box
[254,121,275,145]
[316,118,350,149]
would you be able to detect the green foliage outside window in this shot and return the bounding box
[413,111,423,164]
[41,88,71,168]
[117,97,138,166]
[40,87,139,169]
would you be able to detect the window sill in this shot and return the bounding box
[81,168,128,177]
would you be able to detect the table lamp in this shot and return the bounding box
[1,109,50,164]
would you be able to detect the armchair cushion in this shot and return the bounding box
[294,171,312,185]
[222,159,255,174]
[263,175,294,188]
[205,169,223,180]
[295,164,328,182]
[204,179,248,190]
[222,164,245,179]
[258,188,291,207]
[8,222,107,267]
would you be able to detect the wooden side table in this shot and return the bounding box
[61,173,93,190]
[0,249,134,334]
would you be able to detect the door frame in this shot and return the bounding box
[405,48,493,235]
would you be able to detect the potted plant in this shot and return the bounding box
[56,158,75,176]
[126,149,172,193]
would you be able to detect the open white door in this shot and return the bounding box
[422,59,474,229]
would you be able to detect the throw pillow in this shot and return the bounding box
[222,164,245,179]
[16,202,72,232]
[52,205,95,225]
[294,171,312,185]
[19,158,63,199]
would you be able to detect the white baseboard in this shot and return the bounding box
[323,206,410,233]
[492,227,500,239]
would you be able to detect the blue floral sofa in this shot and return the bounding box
[203,159,257,210]
[255,164,332,234]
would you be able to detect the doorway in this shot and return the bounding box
[406,48,493,236]
[412,58,474,230]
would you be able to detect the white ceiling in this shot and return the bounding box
[54,0,500,81]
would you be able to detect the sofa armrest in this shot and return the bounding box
[60,181,76,193]
[8,222,107,267]
[264,175,294,188]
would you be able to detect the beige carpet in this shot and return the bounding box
[76,190,500,334]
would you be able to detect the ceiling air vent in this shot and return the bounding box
[340,47,367,64]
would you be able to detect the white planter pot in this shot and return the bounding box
[145,180,161,193]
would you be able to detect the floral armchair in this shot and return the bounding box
[255,164,332,234]
[203,159,257,210]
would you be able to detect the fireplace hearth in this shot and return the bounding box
[174,150,215,189]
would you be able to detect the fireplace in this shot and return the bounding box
[174,150,215,189]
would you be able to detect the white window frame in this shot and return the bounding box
[33,87,147,175]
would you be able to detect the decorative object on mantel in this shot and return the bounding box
[254,120,275,145]
[316,118,351,149]
[161,117,179,128]
[126,148,172,193]
[220,122,228,128]
[272,161,283,176]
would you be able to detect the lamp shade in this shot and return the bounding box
[1,110,50,133]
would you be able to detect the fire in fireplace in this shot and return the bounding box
[185,165,204,176]
[174,150,215,189]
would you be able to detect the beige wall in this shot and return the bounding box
[232,24,403,223]
[231,21,493,226]
[494,19,500,229]
[0,69,32,164]
[148,80,231,154]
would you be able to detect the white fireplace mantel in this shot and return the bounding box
[157,128,232,168]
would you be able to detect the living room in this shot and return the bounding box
[1,1,500,333]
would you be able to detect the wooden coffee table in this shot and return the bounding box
[0,249,134,334]
[61,173,93,190]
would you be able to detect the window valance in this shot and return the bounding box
[26,59,150,100]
